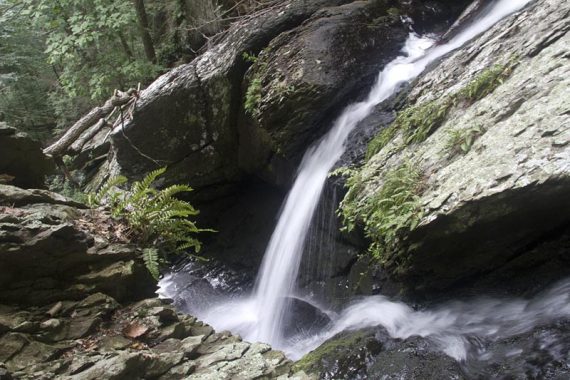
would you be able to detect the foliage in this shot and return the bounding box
[46,175,89,203]
[339,162,424,260]
[456,63,513,103]
[365,62,515,161]
[366,100,453,160]
[242,51,258,64]
[21,0,163,102]
[91,167,209,279]
[0,1,55,135]
[444,125,486,157]
[244,77,263,117]
[142,248,160,280]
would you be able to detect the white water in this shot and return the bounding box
[289,278,570,361]
[251,0,534,347]
[160,0,537,361]
[252,34,435,345]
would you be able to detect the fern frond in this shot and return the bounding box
[142,248,160,280]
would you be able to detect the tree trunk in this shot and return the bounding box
[133,0,157,63]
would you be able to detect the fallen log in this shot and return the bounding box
[43,89,135,157]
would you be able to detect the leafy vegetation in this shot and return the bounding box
[0,0,273,139]
[244,77,263,117]
[456,63,514,104]
[365,62,515,160]
[90,167,209,279]
[444,125,486,157]
[339,161,424,259]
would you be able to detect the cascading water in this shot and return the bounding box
[159,0,544,363]
[251,0,534,347]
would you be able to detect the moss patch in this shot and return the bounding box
[366,62,516,160]
[244,77,262,117]
[293,329,381,377]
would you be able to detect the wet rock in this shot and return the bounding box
[282,297,331,339]
[295,327,465,379]
[344,0,570,297]
[0,123,54,189]
[239,0,411,184]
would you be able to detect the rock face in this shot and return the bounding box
[0,184,155,305]
[339,0,570,297]
[91,0,355,196]
[238,0,411,183]
[70,0,470,196]
[0,295,312,380]
[0,184,309,380]
[0,123,54,189]
[294,327,465,379]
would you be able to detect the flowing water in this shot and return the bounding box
[159,0,553,366]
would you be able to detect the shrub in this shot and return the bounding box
[90,167,209,279]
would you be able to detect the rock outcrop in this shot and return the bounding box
[0,184,154,306]
[68,0,470,197]
[0,123,54,189]
[0,185,309,379]
[294,327,465,379]
[339,0,570,296]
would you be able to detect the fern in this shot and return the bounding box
[142,248,160,280]
[339,161,424,259]
[90,167,210,280]
[87,175,127,207]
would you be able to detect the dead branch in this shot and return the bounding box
[43,89,136,158]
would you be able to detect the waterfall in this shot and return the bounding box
[159,0,536,360]
[251,0,533,347]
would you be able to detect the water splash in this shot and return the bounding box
[251,0,533,346]
[159,0,537,362]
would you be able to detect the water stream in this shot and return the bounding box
[159,0,551,365]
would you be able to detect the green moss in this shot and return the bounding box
[366,99,453,160]
[244,77,262,117]
[387,7,400,16]
[365,61,516,161]
[339,162,424,260]
[293,330,374,374]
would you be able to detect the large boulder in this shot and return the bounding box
[0,184,154,305]
[92,0,354,198]
[294,327,465,379]
[0,123,54,189]
[340,0,570,296]
[238,0,411,183]
[75,0,471,197]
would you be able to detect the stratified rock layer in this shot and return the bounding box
[0,185,310,380]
